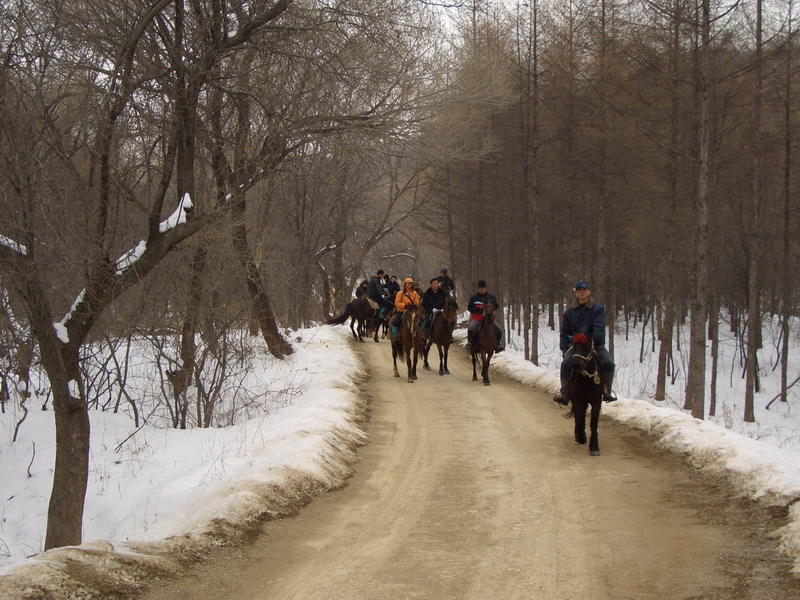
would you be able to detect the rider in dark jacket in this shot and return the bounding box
[367,270,392,316]
[438,268,455,298]
[466,280,503,352]
[554,281,616,405]
[387,275,401,297]
[355,280,369,298]
[421,278,446,338]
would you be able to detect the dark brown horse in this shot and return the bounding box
[564,333,604,456]
[326,297,380,342]
[471,304,497,385]
[423,297,458,375]
[392,304,422,383]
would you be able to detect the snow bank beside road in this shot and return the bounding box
[0,327,369,598]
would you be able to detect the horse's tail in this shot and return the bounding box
[394,337,405,359]
[326,303,353,326]
[564,404,575,420]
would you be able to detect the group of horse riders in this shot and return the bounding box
[356,268,456,343]
[354,270,617,405]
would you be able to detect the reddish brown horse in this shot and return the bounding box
[471,304,497,385]
[564,333,604,456]
[392,304,422,383]
[423,297,458,375]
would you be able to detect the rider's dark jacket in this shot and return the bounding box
[367,276,388,304]
[559,298,606,353]
[422,287,446,319]
[468,292,499,322]
[438,275,455,296]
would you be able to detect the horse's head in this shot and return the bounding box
[405,304,420,335]
[483,303,495,322]
[569,333,594,369]
[444,297,458,323]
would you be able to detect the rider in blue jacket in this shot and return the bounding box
[554,281,616,405]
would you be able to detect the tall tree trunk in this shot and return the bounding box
[744,0,763,423]
[686,0,711,419]
[43,348,88,550]
[709,297,720,416]
[656,0,682,402]
[780,3,794,404]
[231,197,293,358]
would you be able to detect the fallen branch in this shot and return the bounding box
[765,374,800,410]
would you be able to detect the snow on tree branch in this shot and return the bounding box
[159,193,193,233]
[115,241,147,275]
[0,235,28,256]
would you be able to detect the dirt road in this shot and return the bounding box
[141,341,798,600]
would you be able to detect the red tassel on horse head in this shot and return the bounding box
[572,333,589,345]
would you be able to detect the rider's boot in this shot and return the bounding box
[553,378,570,406]
[391,325,399,339]
[495,326,504,353]
[603,370,617,402]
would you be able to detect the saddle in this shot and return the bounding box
[366,297,380,312]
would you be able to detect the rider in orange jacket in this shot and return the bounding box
[391,277,421,338]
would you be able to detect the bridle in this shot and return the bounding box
[573,342,601,385]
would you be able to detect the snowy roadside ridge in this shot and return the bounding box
[0,329,370,599]
[484,344,800,573]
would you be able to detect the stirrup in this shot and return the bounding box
[553,394,569,406]
[603,391,618,403]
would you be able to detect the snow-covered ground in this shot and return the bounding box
[0,311,799,594]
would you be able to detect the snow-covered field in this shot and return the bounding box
[0,311,799,593]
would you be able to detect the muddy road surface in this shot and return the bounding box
[141,341,798,600]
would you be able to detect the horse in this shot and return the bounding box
[326,297,380,343]
[564,333,604,456]
[423,297,458,375]
[471,304,497,386]
[392,304,422,383]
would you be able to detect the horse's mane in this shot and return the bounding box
[573,333,589,345]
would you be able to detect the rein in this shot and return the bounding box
[573,343,600,385]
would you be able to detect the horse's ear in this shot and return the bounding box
[573,333,589,345]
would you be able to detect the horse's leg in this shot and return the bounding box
[392,344,400,378]
[423,337,431,370]
[406,344,414,383]
[442,343,450,375]
[411,345,419,381]
[471,351,478,381]
[482,351,492,385]
[574,402,588,445]
[437,343,445,375]
[589,399,601,456]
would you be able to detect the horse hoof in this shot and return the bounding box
[439,371,444,376]
[590,450,600,456]
[407,379,414,383]
[483,381,490,386]
[444,369,450,375]
[575,436,587,445]
[394,373,399,378]
[472,376,478,381]
[424,365,431,370]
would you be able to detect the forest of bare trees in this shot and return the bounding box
[0,0,797,553]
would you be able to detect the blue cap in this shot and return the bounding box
[574,281,590,290]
